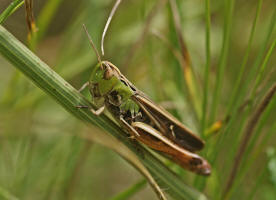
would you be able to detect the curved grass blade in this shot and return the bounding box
[0,25,208,200]
[0,0,24,24]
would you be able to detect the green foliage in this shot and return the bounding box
[0,0,275,199]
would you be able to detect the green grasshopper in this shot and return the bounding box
[78,0,210,176]
[78,24,211,176]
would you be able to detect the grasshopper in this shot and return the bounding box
[78,25,211,176]
[78,1,211,176]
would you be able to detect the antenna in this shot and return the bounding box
[82,24,103,69]
[101,0,122,55]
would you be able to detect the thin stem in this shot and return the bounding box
[227,97,276,198]
[201,0,211,135]
[210,6,276,167]
[226,0,263,116]
[210,0,235,123]
[192,0,212,191]
[169,0,202,120]
[251,38,276,98]
[223,83,276,199]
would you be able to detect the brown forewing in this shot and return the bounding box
[132,94,204,152]
[131,122,211,176]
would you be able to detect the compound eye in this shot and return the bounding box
[103,64,113,79]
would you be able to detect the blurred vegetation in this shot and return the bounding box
[0,0,275,200]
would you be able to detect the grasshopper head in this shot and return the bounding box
[89,61,121,98]
[90,61,121,82]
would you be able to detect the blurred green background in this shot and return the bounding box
[0,0,275,199]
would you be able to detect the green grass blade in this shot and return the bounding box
[210,6,276,166]
[0,0,24,24]
[223,83,276,199]
[109,180,147,200]
[201,0,211,135]
[251,39,276,97]
[194,0,212,191]
[246,166,267,200]
[209,0,235,123]
[243,92,276,164]
[0,25,208,200]
[227,94,276,198]
[225,8,276,122]
[225,0,263,115]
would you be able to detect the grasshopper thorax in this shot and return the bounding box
[89,61,140,118]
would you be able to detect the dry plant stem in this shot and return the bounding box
[24,0,37,38]
[168,0,191,68]
[65,140,93,200]
[169,0,201,119]
[25,0,35,31]
[0,25,207,200]
[122,0,167,70]
[223,82,276,199]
